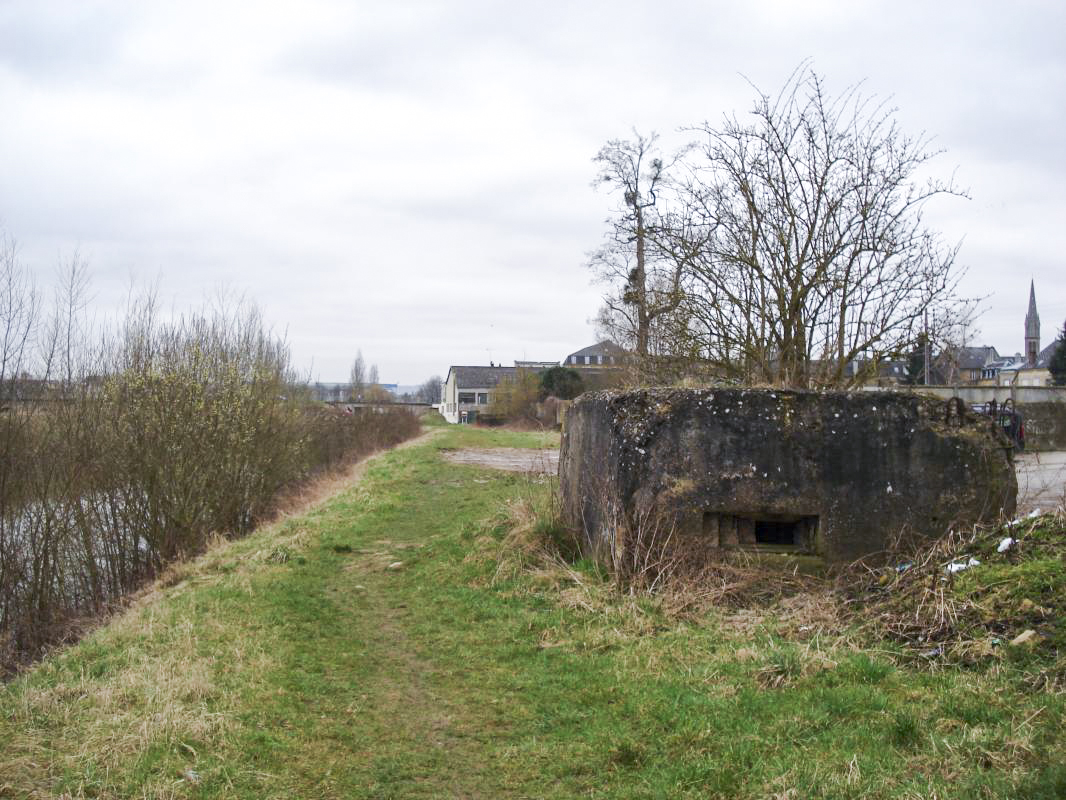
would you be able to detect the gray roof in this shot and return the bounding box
[565,340,626,360]
[448,365,517,389]
[1037,337,1063,368]
[944,345,1000,370]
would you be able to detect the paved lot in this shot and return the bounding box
[443,447,559,474]
[1015,450,1066,514]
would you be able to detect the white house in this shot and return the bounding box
[441,365,517,424]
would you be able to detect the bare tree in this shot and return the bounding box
[0,233,40,394]
[0,231,426,670]
[588,132,700,360]
[362,363,393,403]
[349,350,366,401]
[416,375,442,404]
[680,66,973,388]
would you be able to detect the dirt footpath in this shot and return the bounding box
[1015,450,1066,514]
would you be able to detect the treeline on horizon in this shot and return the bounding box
[0,235,421,674]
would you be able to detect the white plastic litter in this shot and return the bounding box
[946,557,980,574]
[997,537,1016,553]
[1010,509,1045,526]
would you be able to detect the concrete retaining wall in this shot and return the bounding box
[873,385,1066,405]
[1018,403,1066,451]
[862,387,1066,450]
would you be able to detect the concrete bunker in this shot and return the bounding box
[559,388,1018,564]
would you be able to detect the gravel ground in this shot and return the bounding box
[442,448,559,474]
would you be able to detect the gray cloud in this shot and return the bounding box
[0,0,1063,382]
[0,3,125,82]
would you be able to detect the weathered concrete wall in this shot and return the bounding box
[559,389,1018,564]
[863,386,1066,451]
[1019,402,1066,451]
[864,385,1066,405]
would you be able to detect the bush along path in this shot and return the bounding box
[1,423,1064,799]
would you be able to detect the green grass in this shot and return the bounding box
[0,424,1062,798]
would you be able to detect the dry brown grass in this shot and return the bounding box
[2,604,260,799]
[489,486,839,639]
[835,511,1066,671]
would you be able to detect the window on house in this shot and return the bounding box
[477,392,488,405]
[458,392,475,404]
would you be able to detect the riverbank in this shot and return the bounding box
[1,423,1062,798]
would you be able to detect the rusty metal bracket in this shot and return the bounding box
[945,397,965,427]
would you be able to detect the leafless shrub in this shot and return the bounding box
[566,473,684,595]
[0,250,419,674]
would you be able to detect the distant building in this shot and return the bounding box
[917,281,1060,388]
[999,281,1059,387]
[441,365,517,424]
[1025,280,1041,367]
[563,340,626,367]
[935,345,1003,385]
[307,382,352,403]
[307,381,398,403]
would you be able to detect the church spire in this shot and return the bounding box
[1025,280,1040,367]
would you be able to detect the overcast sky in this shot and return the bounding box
[1,0,1063,384]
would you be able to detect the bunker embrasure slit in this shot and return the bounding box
[753,515,817,550]
[702,511,817,552]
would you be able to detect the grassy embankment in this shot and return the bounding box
[1,420,1063,798]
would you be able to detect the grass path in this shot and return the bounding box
[1,424,1063,799]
